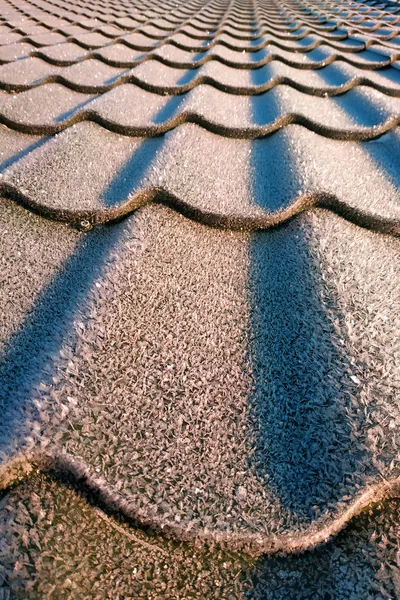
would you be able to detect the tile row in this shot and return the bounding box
[0,198,399,548]
[0,57,399,95]
[0,121,399,233]
[0,82,399,141]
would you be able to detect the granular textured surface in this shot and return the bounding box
[0,0,399,230]
[0,0,400,597]
[1,472,400,599]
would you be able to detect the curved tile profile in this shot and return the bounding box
[0,0,400,567]
[0,81,400,141]
[1,451,400,554]
[1,473,399,598]
[0,203,399,553]
[124,29,368,52]
[0,40,394,70]
[1,56,400,97]
[1,122,399,233]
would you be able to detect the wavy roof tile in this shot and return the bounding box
[0,0,399,597]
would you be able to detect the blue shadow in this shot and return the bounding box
[249,69,302,211]
[250,62,274,87]
[0,137,50,172]
[362,132,400,190]
[318,61,400,187]
[152,94,183,124]
[247,71,372,520]
[55,96,98,122]
[333,86,389,127]
[244,501,385,598]
[0,109,165,451]
[139,67,197,129]
[246,225,367,520]
[100,136,165,207]
[0,223,126,448]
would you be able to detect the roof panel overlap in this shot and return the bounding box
[0,0,399,596]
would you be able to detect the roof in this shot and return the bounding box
[0,0,399,597]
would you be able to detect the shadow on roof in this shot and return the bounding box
[0,135,161,452]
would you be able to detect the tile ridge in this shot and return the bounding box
[1,179,399,235]
[1,449,400,555]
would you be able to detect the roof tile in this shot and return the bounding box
[0,0,400,594]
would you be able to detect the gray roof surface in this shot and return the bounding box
[0,0,400,597]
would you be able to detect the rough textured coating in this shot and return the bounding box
[0,0,398,230]
[0,0,400,596]
[1,472,399,599]
[1,121,400,234]
[1,200,400,552]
